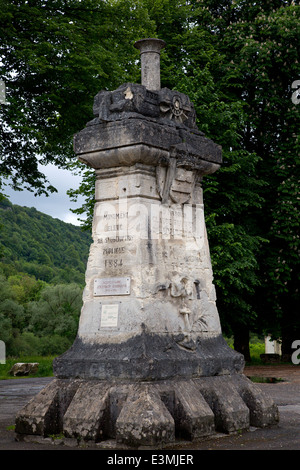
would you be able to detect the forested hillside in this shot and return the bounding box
[0,197,91,284]
[0,197,91,356]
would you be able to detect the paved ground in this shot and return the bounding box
[0,365,299,452]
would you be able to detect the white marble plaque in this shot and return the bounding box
[100,304,119,328]
[94,277,131,296]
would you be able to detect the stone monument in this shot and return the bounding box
[15,39,278,447]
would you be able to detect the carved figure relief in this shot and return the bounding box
[153,276,209,335]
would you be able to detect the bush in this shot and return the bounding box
[37,335,71,356]
[226,335,265,364]
[6,332,40,356]
[5,331,72,357]
[27,283,82,340]
[249,342,265,364]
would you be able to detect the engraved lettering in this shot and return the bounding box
[105,224,123,232]
[104,235,133,243]
[103,211,128,220]
[103,247,125,255]
[104,259,123,268]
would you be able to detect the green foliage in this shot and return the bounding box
[0,273,24,342]
[249,342,265,365]
[0,199,86,356]
[165,36,267,336]
[66,0,300,354]
[27,283,82,340]
[0,279,83,356]
[0,197,91,284]
[67,164,95,231]
[8,273,46,304]
[0,0,155,194]
[207,0,300,351]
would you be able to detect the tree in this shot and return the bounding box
[8,273,46,304]
[0,274,25,343]
[0,197,91,283]
[155,0,299,357]
[67,165,95,231]
[171,63,266,362]
[0,0,155,194]
[27,283,83,340]
[199,0,300,356]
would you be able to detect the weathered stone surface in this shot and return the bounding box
[196,376,250,433]
[63,382,110,441]
[53,334,244,380]
[54,153,227,382]
[74,77,221,171]
[74,118,221,170]
[234,374,279,427]
[172,381,215,439]
[0,340,5,364]
[115,385,175,446]
[15,379,80,437]
[15,375,278,447]
[9,363,39,376]
[134,38,166,91]
[91,83,197,129]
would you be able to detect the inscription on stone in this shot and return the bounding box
[100,304,119,328]
[94,277,131,296]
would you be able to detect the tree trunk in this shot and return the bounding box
[233,325,251,363]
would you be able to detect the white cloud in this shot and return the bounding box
[63,212,83,226]
[4,164,87,226]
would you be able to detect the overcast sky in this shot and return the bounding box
[4,164,86,226]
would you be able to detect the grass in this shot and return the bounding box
[248,342,265,364]
[0,356,55,380]
[247,376,285,383]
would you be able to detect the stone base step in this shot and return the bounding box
[15,374,279,447]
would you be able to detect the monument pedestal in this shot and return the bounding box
[15,374,278,447]
[15,39,279,447]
